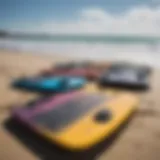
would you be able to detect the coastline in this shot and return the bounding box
[0,50,160,160]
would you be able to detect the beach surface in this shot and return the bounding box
[0,50,160,160]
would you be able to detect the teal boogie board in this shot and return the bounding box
[12,76,86,93]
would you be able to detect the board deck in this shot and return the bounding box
[12,84,138,150]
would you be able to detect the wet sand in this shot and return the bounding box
[0,50,160,160]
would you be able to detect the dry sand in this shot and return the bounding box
[0,50,160,160]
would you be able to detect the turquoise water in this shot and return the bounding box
[4,34,160,44]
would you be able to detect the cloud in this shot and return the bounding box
[12,6,160,35]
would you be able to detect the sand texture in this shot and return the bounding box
[0,50,160,160]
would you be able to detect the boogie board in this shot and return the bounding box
[12,85,138,150]
[12,76,86,93]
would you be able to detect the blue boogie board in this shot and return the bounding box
[12,76,86,93]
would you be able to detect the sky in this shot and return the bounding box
[0,0,160,35]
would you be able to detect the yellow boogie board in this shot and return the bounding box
[13,84,138,150]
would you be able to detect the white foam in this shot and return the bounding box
[0,38,160,67]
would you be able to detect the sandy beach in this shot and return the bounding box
[0,50,160,160]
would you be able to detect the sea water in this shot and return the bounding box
[0,35,160,67]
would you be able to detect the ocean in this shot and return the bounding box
[0,35,160,67]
